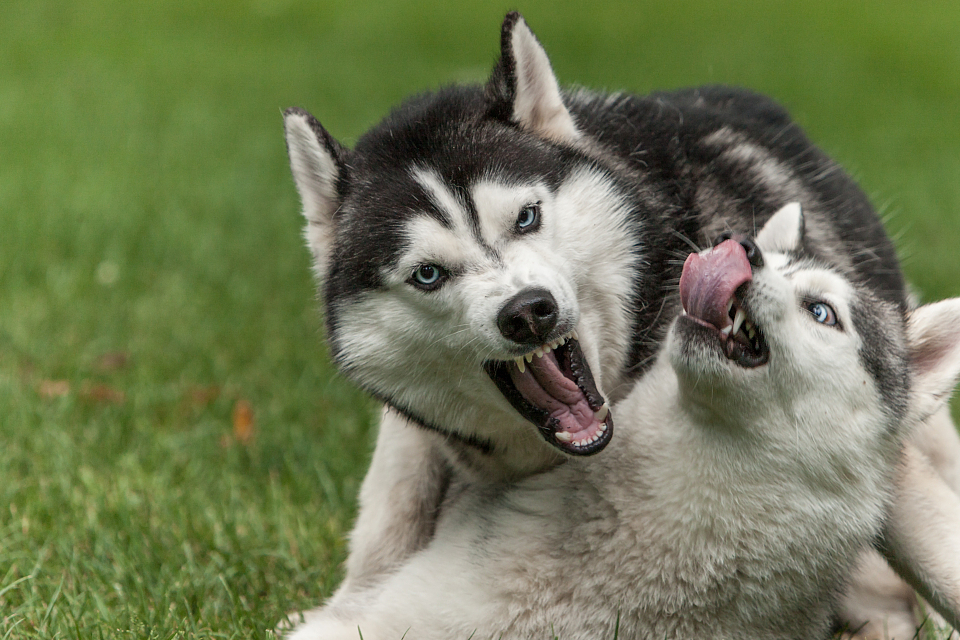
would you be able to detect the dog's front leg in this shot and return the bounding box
[840,405,960,639]
[335,407,451,596]
[878,441,960,634]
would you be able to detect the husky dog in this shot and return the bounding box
[282,11,960,636]
[284,205,960,639]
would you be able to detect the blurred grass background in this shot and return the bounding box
[0,0,958,637]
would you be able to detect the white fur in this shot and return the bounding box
[508,17,580,143]
[756,201,803,253]
[288,206,960,639]
[841,436,960,639]
[330,167,638,477]
[840,305,960,638]
[283,16,960,633]
[283,111,340,278]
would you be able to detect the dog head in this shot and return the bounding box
[282,13,640,469]
[671,202,960,453]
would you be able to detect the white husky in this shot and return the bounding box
[285,204,960,639]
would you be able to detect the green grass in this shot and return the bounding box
[0,0,959,636]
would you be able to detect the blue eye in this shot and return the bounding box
[411,264,445,290]
[806,301,838,326]
[516,203,540,231]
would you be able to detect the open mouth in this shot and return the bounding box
[681,285,769,368]
[484,330,613,455]
[679,239,770,369]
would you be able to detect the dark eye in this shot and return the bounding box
[410,264,446,290]
[806,301,838,326]
[516,203,540,232]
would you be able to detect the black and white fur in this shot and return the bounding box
[284,205,960,639]
[283,12,960,635]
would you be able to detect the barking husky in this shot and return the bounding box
[282,11,960,635]
[284,205,960,639]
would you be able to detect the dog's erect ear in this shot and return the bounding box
[756,202,804,253]
[904,298,960,425]
[283,107,348,278]
[486,12,580,144]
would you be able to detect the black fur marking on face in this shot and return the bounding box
[378,392,496,456]
[848,294,910,426]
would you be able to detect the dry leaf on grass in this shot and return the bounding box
[79,382,126,404]
[96,351,130,372]
[232,398,255,445]
[37,379,70,399]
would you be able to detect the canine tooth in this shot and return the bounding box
[732,308,746,337]
[594,404,609,422]
[516,358,525,374]
[555,431,572,443]
[571,329,579,341]
[721,325,733,337]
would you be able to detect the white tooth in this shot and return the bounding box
[525,353,533,363]
[594,404,609,422]
[726,299,734,315]
[558,336,566,346]
[721,325,732,337]
[543,344,552,355]
[555,431,572,443]
[535,348,544,358]
[516,358,525,374]
[732,308,746,337]
[571,329,579,341]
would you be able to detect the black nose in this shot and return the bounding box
[713,231,764,268]
[497,288,559,345]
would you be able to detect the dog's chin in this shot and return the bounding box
[484,336,613,456]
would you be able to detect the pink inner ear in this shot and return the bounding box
[906,300,960,415]
[911,333,949,376]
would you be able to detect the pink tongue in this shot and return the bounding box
[679,240,753,330]
[509,351,596,435]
